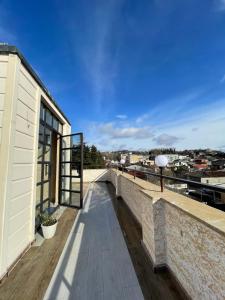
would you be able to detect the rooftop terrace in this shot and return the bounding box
[1,168,225,299]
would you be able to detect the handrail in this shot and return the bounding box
[117,166,225,194]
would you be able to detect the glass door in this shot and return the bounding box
[60,133,83,208]
[36,125,52,225]
[36,101,63,227]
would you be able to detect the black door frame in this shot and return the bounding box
[36,101,63,227]
[59,132,83,209]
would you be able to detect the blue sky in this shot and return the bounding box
[1,0,225,151]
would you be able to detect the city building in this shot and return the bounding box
[127,153,144,164]
[188,171,225,188]
[164,153,179,163]
[211,159,225,170]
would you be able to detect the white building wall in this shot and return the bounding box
[0,53,71,279]
[5,62,39,269]
[201,177,225,188]
[0,55,9,278]
[0,55,8,144]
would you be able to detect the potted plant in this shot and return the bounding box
[40,214,58,239]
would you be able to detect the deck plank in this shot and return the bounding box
[44,182,144,300]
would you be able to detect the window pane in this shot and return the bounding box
[36,185,41,205]
[43,163,50,181]
[45,128,52,144]
[53,117,59,131]
[46,110,52,126]
[43,182,49,200]
[44,145,51,162]
[43,200,49,212]
[36,205,41,218]
[37,164,42,183]
[40,103,45,121]
[38,142,44,162]
[39,124,44,142]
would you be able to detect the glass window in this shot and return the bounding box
[43,200,49,211]
[46,110,52,126]
[36,184,41,205]
[39,124,44,142]
[38,142,44,162]
[43,182,49,200]
[45,128,52,144]
[53,117,59,131]
[37,163,42,183]
[40,103,45,121]
[44,145,51,162]
[43,163,50,181]
[35,205,41,218]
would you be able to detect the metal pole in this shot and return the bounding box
[160,167,163,192]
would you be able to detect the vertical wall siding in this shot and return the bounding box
[0,56,8,144]
[6,63,38,266]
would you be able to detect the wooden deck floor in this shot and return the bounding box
[0,207,78,300]
[44,182,144,300]
[0,183,89,300]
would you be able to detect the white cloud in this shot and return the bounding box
[134,89,203,128]
[69,0,124,113]
[153,134,182,146]
[84,95,225,151]
[97,122,154,139]
[156,98,225,150]
[116,114,127,120]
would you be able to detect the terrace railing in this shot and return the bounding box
[115,165,225,210]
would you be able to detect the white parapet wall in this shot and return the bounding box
[107,169,225,300]
[72,169,108,183]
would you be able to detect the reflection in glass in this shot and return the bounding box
[36,205,40,217]
[43,200,49,212]
[43,164,50,181]
[62,136,71,149]
[71,192,80,206]
[36,185,41,205]
[37,164,42,183]
[53,117,59,131]
[72,182,80,192]
[44,145,51,162]
[43,182,49,200]
[40,103,45,121]
[45,128,52,144]
[39,124,44,142]
[38,142,43,162]
[46,110,52,126]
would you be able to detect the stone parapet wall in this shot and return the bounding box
[107,169,225,300]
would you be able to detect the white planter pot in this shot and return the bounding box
[41,222,57,239]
